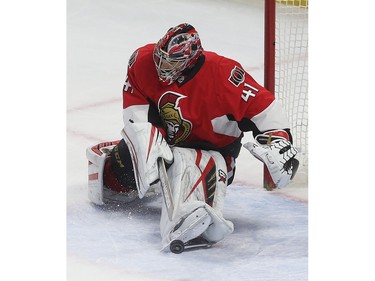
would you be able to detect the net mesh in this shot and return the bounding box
[275,0,308,184]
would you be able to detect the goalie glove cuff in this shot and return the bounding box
[254,129,290,145]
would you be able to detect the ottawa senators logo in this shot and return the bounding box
[158,92,192,144]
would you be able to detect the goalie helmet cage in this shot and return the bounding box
[264,0,308,189]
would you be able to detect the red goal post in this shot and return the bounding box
[264,0,308,190]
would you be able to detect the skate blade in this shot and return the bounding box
[184,238,213,251]
[169,236,214,254]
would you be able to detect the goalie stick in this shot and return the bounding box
[157,158,174,221]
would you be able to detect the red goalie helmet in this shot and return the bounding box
[153,23,203,85]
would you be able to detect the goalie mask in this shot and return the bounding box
[153,23,203,85]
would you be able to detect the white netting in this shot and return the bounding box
[275,0,308,185]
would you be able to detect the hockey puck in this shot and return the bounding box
[170,240,184,254]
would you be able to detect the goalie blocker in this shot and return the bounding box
[87,120,174,205]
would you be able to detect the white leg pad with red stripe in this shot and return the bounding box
[86,142,119,205]
[87,148,106,205]
[160,147,234,249]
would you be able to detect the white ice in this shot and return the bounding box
[67,0,308,280]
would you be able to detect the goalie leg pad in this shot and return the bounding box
[87,146,107,205]
[202,204,234,243]
[86,141,138,205]
[169,206,212,244]
[86,141,120,205]
[160,147,234,249]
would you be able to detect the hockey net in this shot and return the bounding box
[264,0,308,188]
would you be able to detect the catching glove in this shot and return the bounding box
[243,136,299,188]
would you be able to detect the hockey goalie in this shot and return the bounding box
[86,23,299,253]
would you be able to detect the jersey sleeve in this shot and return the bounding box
[216,57,290,134]
[122,48,151,124]
[122,46,166,140]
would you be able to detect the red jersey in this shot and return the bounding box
[122,44,290,159]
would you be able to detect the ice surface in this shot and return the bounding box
[67,0,308,280]
[67,186,307,281]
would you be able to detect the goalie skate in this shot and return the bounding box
[162,207,212,254]
[170,236,214,254]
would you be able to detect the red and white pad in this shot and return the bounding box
[86,141,120,205]
[160,147,234,250]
